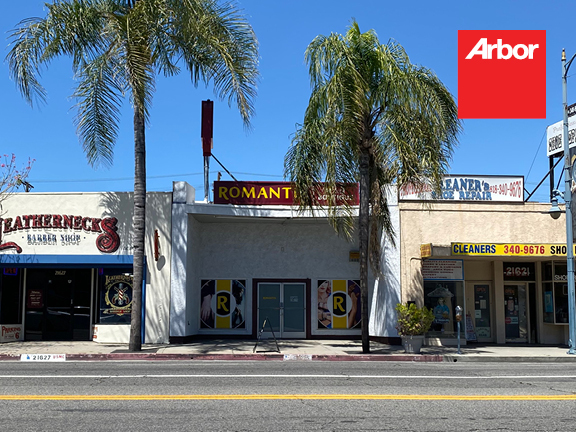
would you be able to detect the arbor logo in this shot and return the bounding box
[458,30,546,119]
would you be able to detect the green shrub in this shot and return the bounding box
[395,303,435,336]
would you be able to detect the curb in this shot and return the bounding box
[2,353,574,362]
[444,355,576,363]
[0,353,445,362]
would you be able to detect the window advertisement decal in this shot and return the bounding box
[317,280,361,329]
[200,280,246,329]
[99,269,133,324]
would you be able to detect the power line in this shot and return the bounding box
[30,170,283,184]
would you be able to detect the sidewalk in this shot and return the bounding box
[1,339,575,362]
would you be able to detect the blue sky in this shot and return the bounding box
[1,0,574,203]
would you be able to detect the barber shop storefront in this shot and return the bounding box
[0,191,172,344]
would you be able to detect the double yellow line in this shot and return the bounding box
[1,394,575,401]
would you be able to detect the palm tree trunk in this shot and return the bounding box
[129,107,146,352]
[359,150,370,354]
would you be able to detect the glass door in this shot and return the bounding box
[472,283,492,342]
[504,284,528,343]
[25,269,93,341]
[257,282,306,338]
[282,283,305,337]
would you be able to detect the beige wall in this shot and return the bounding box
[400,200,568,345]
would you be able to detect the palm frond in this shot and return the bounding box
[73,53,124,167]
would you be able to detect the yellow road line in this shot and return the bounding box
[0,394,575,401]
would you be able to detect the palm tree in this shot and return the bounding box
[7,0,259,351]
[285,21,460,353]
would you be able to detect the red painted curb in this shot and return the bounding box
[0,353,444,362]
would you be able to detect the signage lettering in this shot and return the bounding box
[332,293,347,316]
[214,181,359,206]
[452,243,576,257]
[0,214,120,254]
[465,38,539,60]
[399,175,524,202]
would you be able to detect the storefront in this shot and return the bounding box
[400,175,569,346]
[0,191,172,344]
[169,181,401,342]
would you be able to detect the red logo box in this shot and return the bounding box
[458,30,546,119]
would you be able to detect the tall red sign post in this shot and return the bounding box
[202,100,214,202]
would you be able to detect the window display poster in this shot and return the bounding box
[504,286,520,338]
[474,284,491,339]
[317,280,361,329]
[200,280,246,329]
[99,269,133,324]
[424,281,465,337]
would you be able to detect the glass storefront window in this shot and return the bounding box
[97,268,133,324]
[424,281,465,338]
[0,268,23,324]
[542,261,573,325]
[542,282,554,323]
[543,262,553,281]
[554,283,569,324]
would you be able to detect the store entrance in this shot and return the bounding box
[257,282,306,338]
[504,284,528,343]
[25,269,92,341]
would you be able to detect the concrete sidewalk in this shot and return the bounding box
[1,339,575,362]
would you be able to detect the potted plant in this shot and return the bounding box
[395,302,435,354]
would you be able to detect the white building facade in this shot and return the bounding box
[0,191,172,344]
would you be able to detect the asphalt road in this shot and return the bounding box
[0,361,575,431]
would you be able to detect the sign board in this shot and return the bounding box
[20,354,66,362]
[452,243,576,257]
[546,116,576,157]
[0,324,23,342]
[214,181,359,206]
[422,259,464,280]
[399,175,524,202]
[0,214,121,255]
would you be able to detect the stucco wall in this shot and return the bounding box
[169,182,402,339]
[400,200,567,344]
[0,190,172,344]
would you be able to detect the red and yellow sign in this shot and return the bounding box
[214,181,359,206]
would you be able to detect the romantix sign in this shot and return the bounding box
[214,181,359,206]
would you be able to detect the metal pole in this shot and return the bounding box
[562,49,576,354]
[204,155,210,202]
[457,320,461,355]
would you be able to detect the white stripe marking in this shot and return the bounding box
[0,374,575,379]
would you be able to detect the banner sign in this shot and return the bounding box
[214,181,359,206]
[422,260,464,280]
[452,243,576,257]
[399,175,523,202]
[546,116,576,157]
